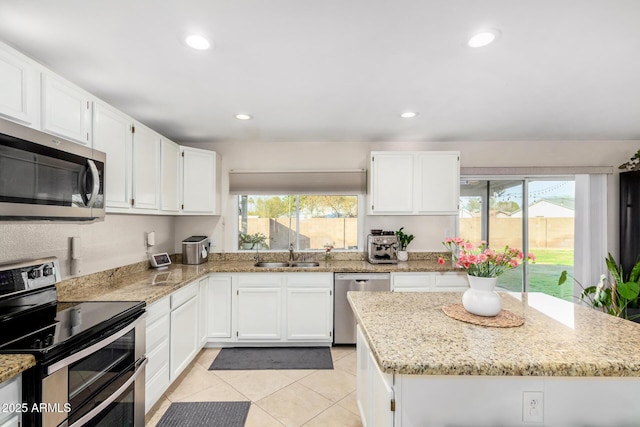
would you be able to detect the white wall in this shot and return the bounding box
[179,139,639,255]
[0,214,174,278]
[2,139,636,278]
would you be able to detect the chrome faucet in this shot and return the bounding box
[289,243,295,262]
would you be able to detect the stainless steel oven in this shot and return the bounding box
[0,258,146,427]
[0,117,105,220]
[42,314,146,427]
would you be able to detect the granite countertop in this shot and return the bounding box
[348,291,640,377]
[0,354,36,383]
[57,258,455,304]
[2,257,453,385]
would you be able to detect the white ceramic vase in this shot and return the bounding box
[462,275,502,317]
[397,250,408,262]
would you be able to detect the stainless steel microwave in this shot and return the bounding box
[0,117,105,220]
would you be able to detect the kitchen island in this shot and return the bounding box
[348,291,640,427]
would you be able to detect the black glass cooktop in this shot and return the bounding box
[0,299,144,361]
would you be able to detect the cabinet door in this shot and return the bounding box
[132,124,160,210]
[0,44,38,126]
[93,102,133,209]
[391,273,434,292]
[169,295,199,381]
[356,325,371,425]
[286,288,332,340]
[370,350,395,427]
[41,73,91,145]
[160,139,180,212]
[145,298,170,413]
[182,147,216,214]
[370,152,414,214]
[416,152,460,214]
[237,287,281,340]
[0,374,21,426]
[198,277,208,346]
[207,276,232,338]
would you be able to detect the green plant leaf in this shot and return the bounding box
[606,253,624,285]
[629,261,640,283]
[558,270,568,286]
[618,282,640,301]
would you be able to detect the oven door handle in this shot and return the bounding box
[67,357,147,427]
[47,314,144,375]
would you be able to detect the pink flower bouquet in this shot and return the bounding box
[438,237,535,278]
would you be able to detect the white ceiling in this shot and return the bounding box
[1,1,639,144]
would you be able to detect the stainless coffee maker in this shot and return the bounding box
[367,230,398,264]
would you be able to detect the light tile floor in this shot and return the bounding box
[145,346,363,427]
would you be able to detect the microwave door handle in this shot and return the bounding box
[79,160,100,207]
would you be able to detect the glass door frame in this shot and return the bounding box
[460,175,574,292]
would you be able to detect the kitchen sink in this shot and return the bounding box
[290,261,320,267]
[253,261,320,268]
[254,262,290,268]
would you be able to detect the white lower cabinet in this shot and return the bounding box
[169,282,200,381]
[0,374,21,426]
[232,273,333,345]
[198,277,208,347]
[286,274,333,341]
[144,296,170,413]
[236,274,282,341]
[207,275,232,339]
[357,325,394,427]
[391,272,467,292]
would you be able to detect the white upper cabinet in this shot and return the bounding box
[132,123,161,210]
[0,43,39,126]
[181,146,220,215]
[369,152,414,214]
[416,152,460,214]
[41,73,92,145]
[160,139,181,212]
[369,151,460,215]
[93,102,133,209]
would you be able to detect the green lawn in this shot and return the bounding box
[498,249,574,301]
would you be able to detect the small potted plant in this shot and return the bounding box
[239,232,269,250]
[396,227,414,262]
[558,253,640,322]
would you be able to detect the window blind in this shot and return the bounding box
[228,170,367,195]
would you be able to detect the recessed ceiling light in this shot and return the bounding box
[467,29,501,48]
[185,34,211,50]
[235,114,253,120]
[400,111,418,119]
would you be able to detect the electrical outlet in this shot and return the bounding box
[523,391,544,423]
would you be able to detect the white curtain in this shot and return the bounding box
[574,174,608,301]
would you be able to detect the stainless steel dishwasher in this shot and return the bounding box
[334,272,390,344]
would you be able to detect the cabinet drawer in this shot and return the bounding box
[392,273,434,291]
[146,338,170,380]
[434,273,468,290]
[145,364,170,413]
[146,296,170,324]
[146,313,170,352]
[171,282,198,309]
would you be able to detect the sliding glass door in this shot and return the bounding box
[459,178,575,300]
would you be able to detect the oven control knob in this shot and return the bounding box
[44,334,54,346]
[28,269,42,279]
[33,339,42,349]
[42,265,53,276]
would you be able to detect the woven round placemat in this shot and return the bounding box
[442,304,524,328]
